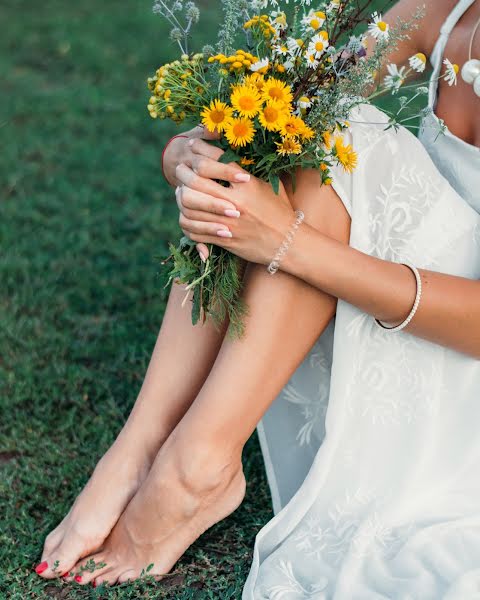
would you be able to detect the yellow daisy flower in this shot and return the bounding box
[322,130,333,149]
[280,115,308,138]
[243,73,265,92]
[230,84,263,118]
[258,100,289,131]
[201,99,234,133]
[276,137,302,155]
[224,117,256,147]
[299,122,315,140]
[334,136,358,173]
[262,78,294,105]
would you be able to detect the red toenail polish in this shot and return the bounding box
[35,561,48,574]
[74,575,82,583]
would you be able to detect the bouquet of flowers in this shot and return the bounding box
[147,0,456,336]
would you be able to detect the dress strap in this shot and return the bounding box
[428,0,477,108]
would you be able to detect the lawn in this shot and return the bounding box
[0,1,272,598]
[0,0,396,598]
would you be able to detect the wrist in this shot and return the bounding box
[267,210,305,275]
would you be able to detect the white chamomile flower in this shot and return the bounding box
[368,12,389,41]
[408,52,427,73]
[273,43,290,56]
[301,10,326,31]
[287,37,305,55]
[298,96,312,109]
[384,63,406,93]
[326,0,340,12]
[309,31,329,57]
[305,52,320,69]
[283,57,296,71]
[443,58,459,85]
[271,10,288,31]
[250,57,269,73]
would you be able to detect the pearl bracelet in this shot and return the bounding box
[267,210,305,275]
[375,262,422,333]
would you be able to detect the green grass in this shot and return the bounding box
[0,1,272,597]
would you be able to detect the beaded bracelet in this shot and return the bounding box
[375,262,422,333]
[161,134,189,181]
[267,210,305,275]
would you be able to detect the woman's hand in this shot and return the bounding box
[163,128,253,261]
[175,162,295,266]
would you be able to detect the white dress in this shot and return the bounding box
[244,1,480,598]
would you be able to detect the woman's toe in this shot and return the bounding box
[96,566,125,587]
[39,533,91,579]
[117,568,140,584]
[41,528,64,559]
[71,552,111,585]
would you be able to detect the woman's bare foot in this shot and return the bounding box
[67,438,246,586]
[36,432,156,579]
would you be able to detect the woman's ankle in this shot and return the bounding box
[160,434,244,498]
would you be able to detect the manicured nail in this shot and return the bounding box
[224,209,240,218]
[199,251,207,263]
[35,561,48,574]
[234,173,250,182]
[217,230,233,238]
[188,139,195,146]
[74,575,82,583]
[92,580,97,588]
[61,572,69,578]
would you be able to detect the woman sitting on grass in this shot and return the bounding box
[36,0,480,596]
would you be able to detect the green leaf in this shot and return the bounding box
[269,173,280,195]
[191,286,201,325]
[146,563,154,573]
[219,148,241,164]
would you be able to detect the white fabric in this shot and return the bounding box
[418,0,480,211]
[244,4,480,596]
[245,101,480,599]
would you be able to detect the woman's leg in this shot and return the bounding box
[68,177,351,586]
[39,281,229,578]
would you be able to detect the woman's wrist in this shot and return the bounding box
[280,223,417,326]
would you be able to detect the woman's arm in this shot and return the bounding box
[282,209,480,360]
[175,164,480,360]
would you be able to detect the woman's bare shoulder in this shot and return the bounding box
[385,0,457,56]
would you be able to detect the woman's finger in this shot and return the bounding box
[188,138,224,160]
[190,153,250,184]
[199,126,221,142]
[180,186,240,218]
[196,243,209,262]
[175,163,233,200]
[179,213,232,237]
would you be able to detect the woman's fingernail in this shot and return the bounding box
[224,209,240,218]
[92,580,97,588]
[217,230,233,238]
[234,173,250,182]
[188,139,195,146]
[74,575,82,583]
[199,251,207,263]
[35,561,48,574]
[61,572,70,578]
